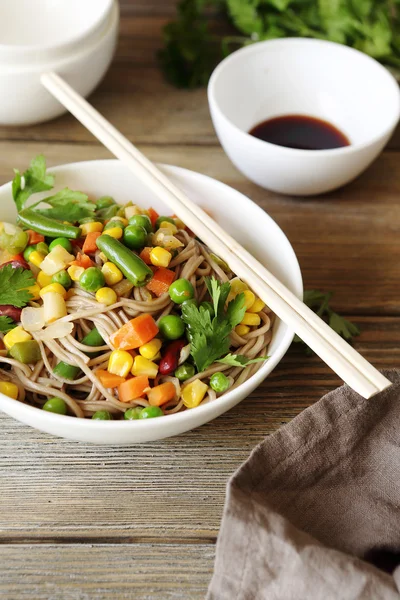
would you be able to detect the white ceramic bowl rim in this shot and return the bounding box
[0,1,118,74]
[208,38,400,158]
[0,160,303,433]
[0,0,114,54]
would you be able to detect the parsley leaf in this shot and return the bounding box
[0,266,35,308]
[0,316,17,333]
[217,353,269,367]
[12,155,54,211]
[182,276,246,371]
[33,188,94,222]
[293,289,360,354]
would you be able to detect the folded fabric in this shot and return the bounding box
[207,370,400,600]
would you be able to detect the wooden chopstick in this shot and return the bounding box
[41,71,391,399]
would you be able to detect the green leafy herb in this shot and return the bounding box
[293,289,360,354]
[217,353,269,367]
[32,188,94,222]
[12,155,54,212]
[0,266,35,308]
[182,276,246,371]
[0,316,17,333]
[160,0,400,88]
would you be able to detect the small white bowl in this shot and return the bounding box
[0,0,114,65]
[208,38,400,196]
[0,159,302,444]
[0,0,119,126]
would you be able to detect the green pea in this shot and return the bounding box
[123,225,148,250]
[96,196,115,210]
[36,241,49,256]
[79,267,105,293]
[169,278,194,304]
[23,245,37,261]
[174,363,195,381]
[139,406,163,419]
[209,372,230,393]
[52,270,72,289]
[92,410,113,420]
[124,407,143,420]
[42,397,67,415]
[80,216,103,225]
[128,214,153,233]
[200,301,215,318]
[104,219,126,231]
[158,315,185,340]
[155,216,175,230]
[49,237,72,253]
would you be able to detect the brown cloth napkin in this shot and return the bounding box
[207,369,400,600]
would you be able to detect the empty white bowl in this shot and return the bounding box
[0,0,118,125]
[208,38,400,196]
[0,159,302,444]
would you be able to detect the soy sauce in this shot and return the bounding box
[249,115,350,150]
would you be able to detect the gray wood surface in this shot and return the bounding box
[0,0,399,597]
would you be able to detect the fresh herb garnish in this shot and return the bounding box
[181,276,246,371]
[0,316,17,333]
[217,353,269,367]
[293,289,360,354]
[12,155,94,222]
[160,1,400,88]
[12,154,54,212]
[0,266,35,308]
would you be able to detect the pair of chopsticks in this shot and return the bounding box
[41,71,391,399]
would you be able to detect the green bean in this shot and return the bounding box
[96,235,153,287]
[53,362,80,380]
[18,209,82,239]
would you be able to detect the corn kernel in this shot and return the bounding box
[101,262,123,286]
[159,221,178,234]
[28,250,45,268]
[241,312,261,327]
[103,227,123,239]
[108,350,133,378]
[230,278,248,294]
[139,339,162,360]
[150,246,172,268]
[37,271,53,288]
[98,252,107,263]
[4,326,32,350]
[131,355,158,379]
[242,290,256,310]
[96,287,117,306]
[182,379,208,408]
[25,283,41,301]
[248,298,266,313]
[174,217,186,230]
[68,265,85,282]
[80,221,103,235]
[39,283,67,299]
[0,381,18,399]
[235,324,250,336]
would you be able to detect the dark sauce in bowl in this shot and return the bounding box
[249,115,350,150]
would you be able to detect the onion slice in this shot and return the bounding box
[35,321,74,341]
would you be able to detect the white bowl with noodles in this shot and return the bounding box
[0,160,302,444]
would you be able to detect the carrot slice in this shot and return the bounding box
[26,230,45,245]
[146,267,175,297]
[71,253,94,269]
[82,232,101,255]
[118,375,149,403]
[148,207,159,228]
[97,369,126,388]
[139,247,153,265]
[147,382,176,407]
[110,314,159,350]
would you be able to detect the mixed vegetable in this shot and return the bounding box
[0,155,269,419]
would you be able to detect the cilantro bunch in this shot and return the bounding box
[159,0,400,88]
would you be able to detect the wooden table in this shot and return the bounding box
[0,2,399,598]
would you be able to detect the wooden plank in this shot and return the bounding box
[0,543,214,600]
[0,141,398,315]
[0,317,397,541]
